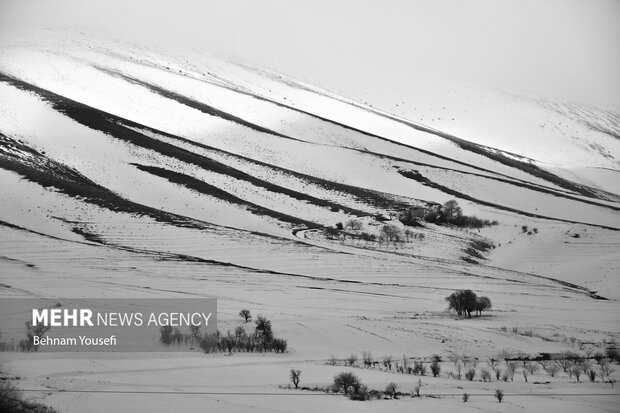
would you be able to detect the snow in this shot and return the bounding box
[0,27,618,413]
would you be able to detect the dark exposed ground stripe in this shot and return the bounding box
[388,162,620,212]
[126,121,421,212]
[0,133,330,247]
[300,86,614,201]
[0,133,213,230]
[102,67,620,208]
[398,170,620,231]
[98,67,513,178]
[95,66,305,143]
[0,73,408,215]
[133,163,322,228]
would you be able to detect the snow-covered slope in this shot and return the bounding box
[1,26,619,413]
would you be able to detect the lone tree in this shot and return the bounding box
[385,382,398,399]
[446,290,479,318]
[333,372,360,395]
[239,309,252,323]
[290,369,301,389]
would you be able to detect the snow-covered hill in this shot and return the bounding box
[0,28,619,413]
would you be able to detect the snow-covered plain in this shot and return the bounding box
[0,28,619,412]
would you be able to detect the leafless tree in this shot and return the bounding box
[290,369,301,389]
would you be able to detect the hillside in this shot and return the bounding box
[0,28,618,413]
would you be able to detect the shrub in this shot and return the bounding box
[0,380,60,413]
[495,389,504,403]
[272,338,287,353]
[465,368,476,381]
[430,360,441,377]
[588,369,596,382]
[480,367,491,382]
[462,393,469,402]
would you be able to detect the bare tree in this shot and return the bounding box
[385,382,398,399]
[239,309,252,323]
[290,369,301,389]
[333,372,360,395]
[544,363,561,377]
[346,354,358,367]
[495,389,504,403]
[383,355,393,370]
[525,362,540,375]
[362,351,373,368]
[506,361,518,381]
[413,379,423,397]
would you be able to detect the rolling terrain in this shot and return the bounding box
[0,28,619,412]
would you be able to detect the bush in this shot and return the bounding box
[495,389,504,403]
[462,393,469,402]
[465,368,476,381]
[0,380,60,413]
[480,367,491,382]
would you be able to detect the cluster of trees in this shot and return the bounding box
[424,200,498,228]
[445,290,492,318]
[325,220,424,247]
[159,311,287,354]
[328,352,443,378]
[444,350,617,386]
